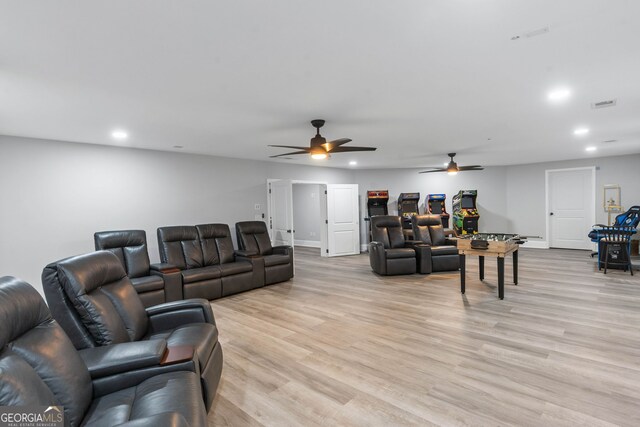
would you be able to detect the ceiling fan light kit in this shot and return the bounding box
[419,153,484,175]
[269,119,376,160]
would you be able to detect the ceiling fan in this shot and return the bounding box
[269,119,377,160]
[419,153,484,175]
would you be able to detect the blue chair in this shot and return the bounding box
[589,206,639,269]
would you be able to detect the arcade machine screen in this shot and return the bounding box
[452,190,479,235]
[426,193,450,228]
[397,192,420,239]
[367,190,389,218]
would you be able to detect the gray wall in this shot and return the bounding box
[292,184,321,246]
[505,154,640,241]
[353,166,509,245]
[0,135,354,295]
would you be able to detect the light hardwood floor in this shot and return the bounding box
[208,247,640,426]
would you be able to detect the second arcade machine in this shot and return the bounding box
[452,190,479,235]
[398,192,420,239]
[426,193,450,228]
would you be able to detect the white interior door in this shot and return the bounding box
[326,184,360,257]
[269,180,294,247]
[547,168,595,249]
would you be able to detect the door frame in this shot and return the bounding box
[545,166,596,250]
[267,179,328,255]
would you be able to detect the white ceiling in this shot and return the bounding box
[1,1,639,169]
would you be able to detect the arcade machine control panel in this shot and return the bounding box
[398,192,420,239]
[426,193,450,228]
[452,190,479,235]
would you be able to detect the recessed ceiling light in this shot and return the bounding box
[585,146,597,152]
[111,130,128,140]
[349,161,357,166]
[573,128,589,136]
[547,88,571,102]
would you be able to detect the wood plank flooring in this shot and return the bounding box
[208,247,640,426]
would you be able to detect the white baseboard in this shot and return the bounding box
[294,239,321,248]
[521,240,549,249]
[360,243,369,253]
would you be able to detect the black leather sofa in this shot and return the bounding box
[412,214,460,273]
[0,276,208,426]
[368,215,422,275]
[94,229,182,307]
[157,224,265,300]
[235,221,294,285]
[41,251,223,411]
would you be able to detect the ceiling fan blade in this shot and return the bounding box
[458,166,484,171]
[268,145,310,150]
[328,146,377,153]
[269,150,310,158]
[323,138,352,151]
[418,169,447,174]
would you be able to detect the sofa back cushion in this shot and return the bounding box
[412,215,443,245]
[42,252,148,347]
[196,224,235,265]
[0,277,92,426]
[370,216,405,249]
[94,230,151,278]
[429,224,447,246]
[157,226,204,270]
[235,221,273,255]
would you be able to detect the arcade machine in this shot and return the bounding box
[366,190,389,217]
[426,194,450,228]
[397,192,420,239]
[452,190,479,235]
[365,190,389,242]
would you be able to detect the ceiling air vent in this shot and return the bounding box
[591,99,617,109]
[602,139,618,144]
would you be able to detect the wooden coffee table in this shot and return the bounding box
[457,233,523,300]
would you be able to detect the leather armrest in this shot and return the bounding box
[413,245,433,274]
[404,240,424,247]
[272,245,292,255]
[445,238,458,246]
[236,254,266,288]
[114,413,190,427]
[150,262,180,273]
[79,340,167,379]
[146,299,215,333]
[368,241,386,274]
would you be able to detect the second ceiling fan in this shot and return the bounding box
[269,119,377,159]
[419,153,484,175]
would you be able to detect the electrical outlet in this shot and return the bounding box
[254,203,261,210]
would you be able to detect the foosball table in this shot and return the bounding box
[456,233,526,300]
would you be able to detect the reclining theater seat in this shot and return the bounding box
[157,226,223,300]
[368,215,419,275]
[0,276,207,427]
[94,229,182,307]
[196,223,265,296]
[41,251,223,411]
[412,214,460,273]
[235,221,294,285]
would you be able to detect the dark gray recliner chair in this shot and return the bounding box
[0,276,207,427]
[196,223,265,296]
[235,221,294,285]
[94,229,182,307]
[369,215,422,275]
[412,214,460,273]
[41,251,223,411]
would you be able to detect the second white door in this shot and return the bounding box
[326,184,360,256]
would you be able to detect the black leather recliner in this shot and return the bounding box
[412,214,460,273]
[41,251,223,411]
[0,276,208,426]
[368,215,421,275]
[235,221,294,285]
[94,229,182,307]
